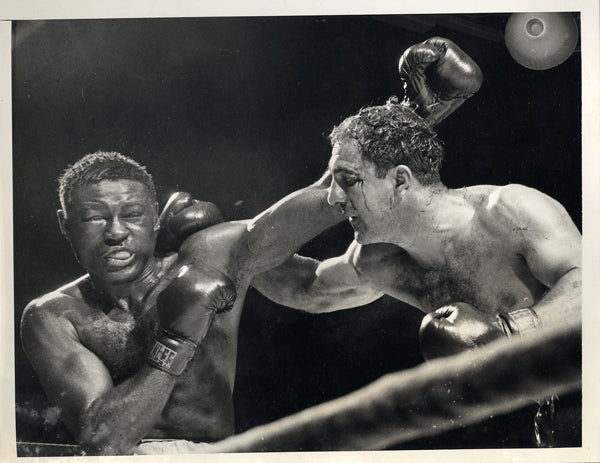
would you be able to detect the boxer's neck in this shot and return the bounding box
[90,257,166,313]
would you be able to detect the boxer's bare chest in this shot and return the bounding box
[76,304,160,382]
[418,237,544,312]
[71,270,242,440]
[360,230,546,314]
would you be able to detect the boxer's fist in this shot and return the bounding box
[157,263,236,345]
[155,192,223,255]
[398,37,483,126]
[419,302,504,360]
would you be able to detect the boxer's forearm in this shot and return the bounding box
[77,366,176,455]
[245,172,344,275]
[530,267,581,329]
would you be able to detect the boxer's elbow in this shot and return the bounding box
[78,428,138,456]
[303,287,380,314]
[77,411,140,455]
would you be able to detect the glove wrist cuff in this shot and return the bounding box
[497,308,541,337]
[146,331,197,376]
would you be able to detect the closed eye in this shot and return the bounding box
[83,216,106,222]
[337,175,361,189]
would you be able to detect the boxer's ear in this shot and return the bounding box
[57,209,71,240]
[392,165,413,191]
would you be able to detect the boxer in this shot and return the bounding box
[253,38,581,446]
[20,151,343,455]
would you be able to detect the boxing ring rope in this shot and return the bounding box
[207,323,581,452]
[16,323,581,455]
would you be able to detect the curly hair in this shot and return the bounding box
[58,151,156,214]
[329,97,444,185]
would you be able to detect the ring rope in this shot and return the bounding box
[207,323,581,452]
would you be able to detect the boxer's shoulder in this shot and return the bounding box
[176,220,251,279]
[485,183,544,208]
[25,275,90,312]
[21,276,92,341]
[475,184,556,233]
[179,220,247,256]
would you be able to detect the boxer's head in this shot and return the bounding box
[326,98,444,244]
[57,151,160,284]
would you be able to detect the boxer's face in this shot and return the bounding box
[60,179,159,285]
[327,139,401,244]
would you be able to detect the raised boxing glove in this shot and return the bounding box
[146,263,236,375]
[155,192,223,255]
[418,302,504,360]
[398,37,483,126]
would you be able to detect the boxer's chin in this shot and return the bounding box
[350,217,374,244]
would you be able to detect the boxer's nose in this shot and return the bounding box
[104,217,130,245]
[327,179,347,207]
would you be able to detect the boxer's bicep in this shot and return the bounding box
[252,253,382,313]
[21,302,113,436]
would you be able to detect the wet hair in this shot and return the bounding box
[58,151,156,214]
[329,97,444,185]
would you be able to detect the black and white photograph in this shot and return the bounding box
[2,1,599,461]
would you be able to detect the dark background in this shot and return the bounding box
[12,14,581,450]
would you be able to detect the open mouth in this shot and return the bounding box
[103,250,134,267]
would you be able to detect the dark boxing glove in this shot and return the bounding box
[419,302,504,360]
[155,192,223,255]
[398,37,483,126]
[146,263,236,375]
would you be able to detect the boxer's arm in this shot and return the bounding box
[20,298,176,455]
[494,185,581,327]
[252,244,384,313]
[243,172,345,275]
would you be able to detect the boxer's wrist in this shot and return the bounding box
[146,331,197,376]
[497,307,540,337]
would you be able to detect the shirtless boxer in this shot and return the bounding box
[252,42,582,446]
[20,151,343,455]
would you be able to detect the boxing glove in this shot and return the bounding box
[418,302,504,360]
[146,263,236,375]
[398,37,483,126]
[155,192,223,255]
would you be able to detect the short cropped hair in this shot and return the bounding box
[329,97,444,185]
[58,151,157,214]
